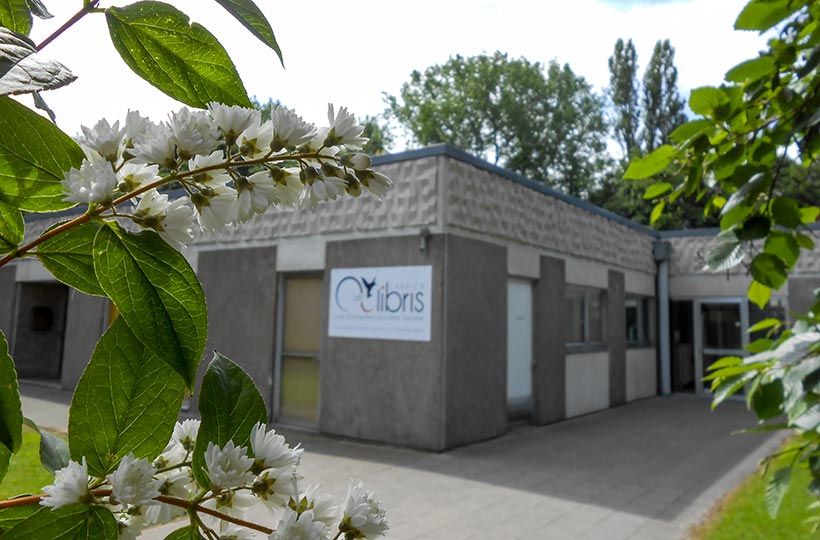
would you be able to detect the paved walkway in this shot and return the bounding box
[20,391,783,540]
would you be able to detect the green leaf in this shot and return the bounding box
[192,352,267,488]
[689,86,729,117]
[0,199,22,255]
[0,443,8,485]
[1,504,117,539]
[800,206,819,224]
[707,356,743,371]
[749,318,781,333]
[164,526,207,540]
[705,237,744,272]
[649,200,666,225]
[0,506,41,534]
[0,28,77,96]
[0,96,83,212]
[212,0,282,65]
[37,222,104,296]
[642,182,672,200]
[92,223,206,389]
[106,1,252,109]
[771,197,802,229]
[735,215,771,241]
[25,0,51,19]
[752,380,784,420]
[751,253,788,289]
[765,466,792,519]
[749,280,772,310]
[721,172,768,217]
[669,119,713,144]
[0,0,32,35]
[623,145,676,179]
[735,0,806,32]
[764,232,799,268]
[0,330,22,455]
[69,318,185,477]
[747,338,773,354]
[725,56,775,83]
[796,232,815,250]
[22,417,69,475]
[711,372,755,409]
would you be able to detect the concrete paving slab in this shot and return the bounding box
[16,390,785,539]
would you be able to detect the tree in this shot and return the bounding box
[360,114,393,155]
[641,39,686,152]
[608,38,641,158]
[626,0,820,518]
[386,52,610,197]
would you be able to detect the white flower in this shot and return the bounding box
[238,120,274,159]
[340,481,388,539]
[194,184,236,233]
[272,169,304,207]
[324,104,367,149]
[231,171,278,222]
[208,102,260,141]
[118,162,160,193]
[358,170,392,200]
[173,419,200,452]
[142,469,191,525]
[302,175,346,208]
[131,121,177,168]
[250,423,303,472]
[41,457,90,509]
[270,508,328,540]
[132,189,195,249]
[252,466,301,508]
[303,486,339,528]
[341,153,372,171]
[204,441,254,491]
[169,108,219,159]
[271,107,316,151]
[107,453,161,506]
[187,151,230,187]
[218,524,256,540]
[123,110,150,147]
[116,518,141,540]
[79,118,123,162]
[62,153,119,204]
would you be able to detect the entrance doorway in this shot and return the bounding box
[693,299,748,396]
[13,282,68,380]
[507,278,533,420]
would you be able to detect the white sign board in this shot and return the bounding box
[328,266,432,342]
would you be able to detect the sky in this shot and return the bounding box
[24,0,768,144]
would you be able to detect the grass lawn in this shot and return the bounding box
[691,460,816,540]
[0,428,55,500]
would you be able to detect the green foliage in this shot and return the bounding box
[192,353,267,488]
[163,526,207,540]
[608,38,641,158]
[21,419,68,476]
[0,0,31,35]
[0,96,83,213]
[92,223,207,390]
[0,331,21,483]
[212,0,282,65]
[360,115,393,155]
[106,1,252,109]
[36,222,104,297]
[0,428,57,499]
[0,506,41,534]
[1,503,118,539]
[641,39,686,152]
[0,200,22,255]
[386,51,608,196]
[68,319,185,477]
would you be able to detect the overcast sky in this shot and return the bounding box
[26,0,766,143]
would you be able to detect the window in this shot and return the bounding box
[566,286,603,344]
[626,296,650,345]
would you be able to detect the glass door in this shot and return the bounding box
[693,299,748,395]
[507,279,533,420]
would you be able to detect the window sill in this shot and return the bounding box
[565,342,608,355]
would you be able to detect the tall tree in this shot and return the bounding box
[641,39,686,152]
[360,115,393,155]
[386,52,609,197]
[608,38,641,159]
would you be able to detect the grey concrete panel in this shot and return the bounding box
[442,235,507,448]
[789,277,820,315]
[321,234,445,450]
[608,270,627,406]
[533,256,567,424]
[61,291,107,389]
[0,266,16,348]
[198,247,277,411]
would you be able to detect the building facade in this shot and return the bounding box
[1,144,817,451]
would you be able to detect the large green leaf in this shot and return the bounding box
[749,278,772,310]
[750,253,788,289]
[735,0,807,32]
[689,86,729,117]
[765,466,792,518]
[92,223,206,389]
[0,444,8,485]
[0,28,77,96]
[213,0,282,65]
[0,199,22,255]
[164,526,206,540]
[0,507,41,535]
[0,97,83,212]
[37,221,104,296]
[0,331,22,456]
[764,232,800,268]
[725,56,775,83]
[0,504,118,540]
[22,418,68,475]
[623,145,676,179]
[192,352,267,488]
[0,0,32,35]
[106,1,251,108]
[69,318,185,477]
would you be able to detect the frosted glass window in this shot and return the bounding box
[280,356,319,424]
[283,278,321,352]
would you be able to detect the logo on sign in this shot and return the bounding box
[334,275,426,314]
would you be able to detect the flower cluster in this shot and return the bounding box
[62,103,393,249]
[39,420,388,540]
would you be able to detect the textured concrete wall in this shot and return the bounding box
[442,235,507,448]
[626,348,657,402]
[197,247,278,410]
[608,270,626,406]
[533,256,567,424]
[61,291,107,389]
[789,277,820,315]
[321,235,445,450]
[444,157,656,274]
[565,351,610,418]
[0,266,16,349]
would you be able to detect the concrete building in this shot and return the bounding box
[1,144,817,451]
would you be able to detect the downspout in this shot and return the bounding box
[654,240,672,396]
